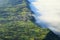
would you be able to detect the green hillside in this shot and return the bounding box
[0,0,59,40]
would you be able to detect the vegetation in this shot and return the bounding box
[0,0,59,40]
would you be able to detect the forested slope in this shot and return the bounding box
[0,0,59,40]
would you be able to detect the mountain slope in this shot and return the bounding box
[0,0,56,40]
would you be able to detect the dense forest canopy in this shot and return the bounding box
[0,0,59,40]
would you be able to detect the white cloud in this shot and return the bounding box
[28,0,60,36]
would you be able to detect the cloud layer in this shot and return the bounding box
[28,0,60,36]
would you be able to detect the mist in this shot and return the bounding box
[0,0,9,7]
[28,0,60,36]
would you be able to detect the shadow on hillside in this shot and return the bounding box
[43,31,60,40]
